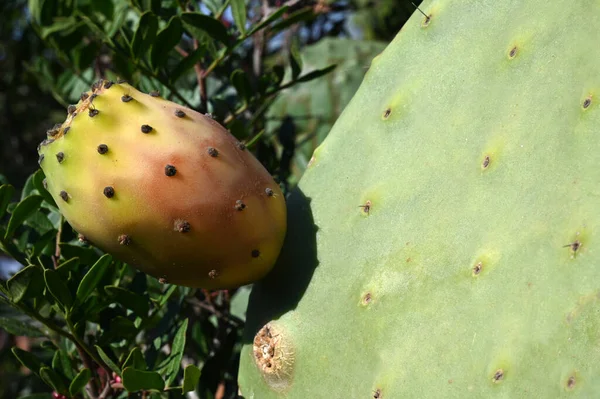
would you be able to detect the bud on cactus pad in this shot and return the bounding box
[37,80,286,289]
[239,0,600,397]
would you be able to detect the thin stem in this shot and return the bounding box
[75,344,100,399]
[223,103,247,124]
[66,317,112,378]
[193,39,207,112]
[52,216,63,269]
[215,0,231,19]
[245,128,265,148]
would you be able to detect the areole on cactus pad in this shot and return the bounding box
[239,0,600,397]
[37,80,287,289]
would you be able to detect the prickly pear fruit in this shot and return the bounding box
[239,0,600,397]
[37,80,286,289]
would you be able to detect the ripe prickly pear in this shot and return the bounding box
[239,0,600,397]
[37,80,286,289]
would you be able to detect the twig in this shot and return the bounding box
[245,129,265,148]
[193,39,208,113]
[253,0,270,78]
[98,379,112,399]
[66,318,113,378]
[175,46,189,57]
[52,216,63,269]
[185,297,242,327]
[75,345,100,399]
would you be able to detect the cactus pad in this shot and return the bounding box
[239,0,600,397]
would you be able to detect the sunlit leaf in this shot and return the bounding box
[0,317,44,337]
[7,264,45,303]
[231,0,247,35]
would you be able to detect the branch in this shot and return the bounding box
[193,39,208,113]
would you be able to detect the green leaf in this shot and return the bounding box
[105,316,137,340]
[162,318,188,386]
[32,169,57,208]
[156,284,177,308]
[231,69,252,104]
[4,195,43,240]
[247,6,289,36]
[131,11,159,60]
[104,286,149,317]
[21,173,37,200]
[150,16,182,70]
[296,65,337,82]
[52,349,74,380]
[44,269,73,311]
[59,244,99,265]
[296,64,337,83]
[0,232,26,265]
[182,364,201,393]
[123,347,147,371]
[269,7,315,36]
[140,0,161,13]
[171,46,205,82]
[28,0,43,25]
[25,211,54,235]
[181,12,230,45]
[106,1,129,37]
[56,257,80,276]
[76,254,112,305]
[95,345,121,376]
[122,367,165,392]
[290,40,303,80]
[39,367,67,394]
[7,264,45,303]
[0,317,44,337]
[0,184,15,219]
[203,0,225,15]
[231,0,247,35]
[230,285,251,321]
[269,64,337,96]
[12,347,44,376]
[32,229,55,257]
[69,368,91,396]
[40,16,78,39]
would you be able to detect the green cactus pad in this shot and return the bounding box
[239,0,600,397]
[266,38,387,183]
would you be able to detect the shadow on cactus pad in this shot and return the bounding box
[243,187,318,343]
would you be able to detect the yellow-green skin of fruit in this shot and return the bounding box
[38,81,286,289]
